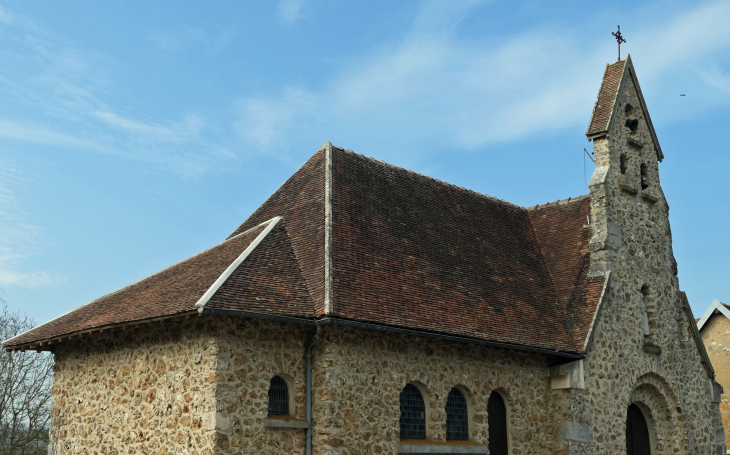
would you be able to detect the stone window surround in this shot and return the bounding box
[264,373,309,429]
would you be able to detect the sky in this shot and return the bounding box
[0,0,729,325]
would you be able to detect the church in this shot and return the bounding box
[4,55,725,455]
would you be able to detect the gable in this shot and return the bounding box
[698,299,730,331]
[586,55,663,162]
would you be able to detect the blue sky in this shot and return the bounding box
[0,0,729,324]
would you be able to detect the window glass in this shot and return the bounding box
[446,388,469,440]
[268,376,289,416]
[399,384,426,439]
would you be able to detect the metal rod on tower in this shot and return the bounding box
[612,26,626,61]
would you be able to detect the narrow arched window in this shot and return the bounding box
[640,164,649,190]
[640,284,651,337]
[488,392,509,455]
[399,384,426,439]
[446,388,468,440]
[268,376,289,416]
[620,154,628,174]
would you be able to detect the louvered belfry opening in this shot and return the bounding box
[446,388,469,440]
[488,392,509,455]
[399,384,426,439]
[267,376,289,416]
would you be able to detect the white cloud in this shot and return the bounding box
[277,0,306,25]
[0,165,64,290]
[0,119,113,152]
[236,0,730,154]
[0,6,236,176]
[698,65,730,95]
[0,5,13,24]
[235,86,317,148]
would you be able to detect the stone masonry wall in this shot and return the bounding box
[310,324,558,455]
[50,316,219,455]
[210,318,311,455]
[583,73,724,454]
[701,314,730,448]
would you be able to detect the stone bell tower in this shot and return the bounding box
[586,54,667,281]
[581,55,725,454]
[585,54,678,350]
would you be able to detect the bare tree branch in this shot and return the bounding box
[0,297,53,455]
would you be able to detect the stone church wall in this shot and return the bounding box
[311,324,557,455]
[210,318,310,454]
[50,316,313,455]
[50,317,220,454]
[701,314,730,448]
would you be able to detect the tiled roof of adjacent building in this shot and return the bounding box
[5,145,607,356]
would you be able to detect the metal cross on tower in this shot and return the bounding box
[612,25,626,61]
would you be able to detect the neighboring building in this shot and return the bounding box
[3,55,725,454]
[698,300,730,449]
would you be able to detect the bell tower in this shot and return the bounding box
[585,54,667,281]
[580,55,725,455]
[584,54,682,353]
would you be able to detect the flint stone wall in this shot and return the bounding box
[211,318,310,454]
[584,73,724,454]
[310,325,556,455]
[50,317,312,455]
[50,317,219,454]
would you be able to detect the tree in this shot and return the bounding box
[0,299,53,455]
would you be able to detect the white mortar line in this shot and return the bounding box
[323,142,334,315]
[583,270,612,354]
[195,216,282,313]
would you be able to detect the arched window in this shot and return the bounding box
[640,284,651,337]
[267,376,289,416]
[626,404,651,455]
[620,154,628,174]
[446,388,468,440]
[399,384,426,439]
[488,392,509,455]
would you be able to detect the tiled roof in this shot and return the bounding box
[528,197,605,351]
[5,146,607,355]
[4,219,315,348]
[328,150,602,353]
[586,60,626,138]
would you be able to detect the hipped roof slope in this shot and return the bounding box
[6,146,606,356]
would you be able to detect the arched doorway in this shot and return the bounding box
[626,403,651,455]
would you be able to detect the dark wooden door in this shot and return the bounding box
[626,404,651,455]
[488,393,509,455]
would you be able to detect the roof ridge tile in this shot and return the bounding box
[332,146,525,210]
[527,194,590,210]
